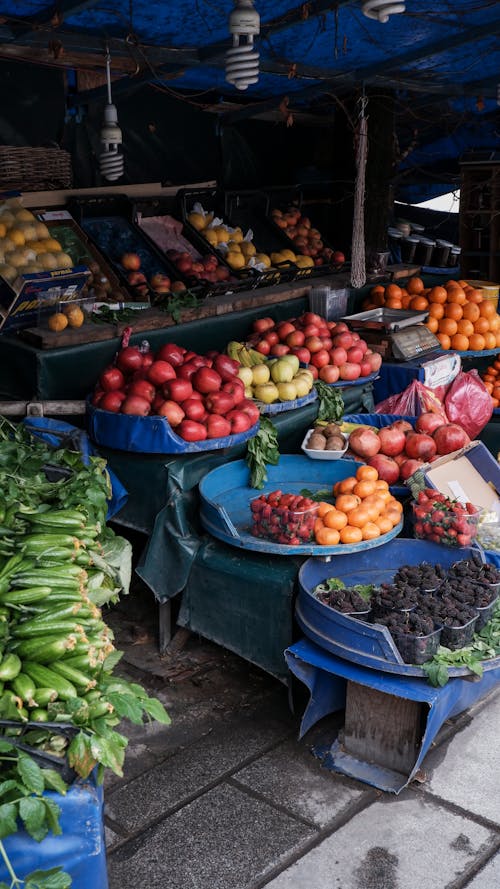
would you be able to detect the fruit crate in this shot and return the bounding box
[67,195,192,302]
[266,185,345,278]
[224,189,302,286]
[132,194,250,299]
[177,187,258,288]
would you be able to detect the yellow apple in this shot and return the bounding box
[251,364,271,385]
[293,376,311,397]
[237,367,254,386]
[254,382,279,404]
[270,359,294,383]
[277,381,298,401]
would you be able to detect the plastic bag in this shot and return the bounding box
[444,369,493,439]
[375,379,448,419]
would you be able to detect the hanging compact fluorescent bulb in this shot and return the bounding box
[361,0,405,23]
[99,48,124,181]
[226,0,260,91]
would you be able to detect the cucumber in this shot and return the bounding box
[0,586,52,606]
[0,653,22,681]
[30,708,49,722]
[10,672,36,704]
[51,661,96,690]
[22,662,77,701]
[12,620,87,639]
[31,687,58,707]
[15,635,78,663]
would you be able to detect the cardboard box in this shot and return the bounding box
[421,441,500,513]
[0,265,91,332]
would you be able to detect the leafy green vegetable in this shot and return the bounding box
[246,417,280,489]
[352,584,375,601]
[314,380,344,423]
[423,599,500,686]
[299,488,334,503]
[157,290,201,324]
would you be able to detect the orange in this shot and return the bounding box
[496,332,500,347]
[426,317,439,334]
[363,501,382,523]
[474,317,490,335]
[450,333,469,351]
[438,318,458,337]
[362,494,386,516]
[47,312,68,332]
[437,333,451,350]
[401,294,412,309]
[388,498,403,514]
[406,276,425,294]
[376,515,394,535]
[374,479,389,492]
[427,285,447,304]
[324,509,348,531]
[456,319,474,337]
[447,286,467,305]
[466,288,483,304]
[480,300,497,319]
[386,507,403,528]
[315,526,340,546]
[484,381,494,394]
[376,487,392,503]
[353,480,376,499]
[335,476,358,495]
[428,303,444,320]
[493,398,500,408]
[489,316,500,332]
[317,501,335,518]
[386,297,403,309]
[370,284,385,298]
[409,296,429,311]
[493,386,500,402]
[372,292,386,308]
[462,302,480,323]
[355,465,378,482]
[484,331,497,350]
[347,506,371,529]
[444,302,463,321]
[339,525,363,544]
[362,522,381,540]
[335,493,361,513]
[314,517,324,536]
[385,283,402,300]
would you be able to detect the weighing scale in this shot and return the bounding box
[342,308,440,362]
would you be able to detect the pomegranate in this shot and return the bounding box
[415,412,447,435]
[349,427,381,458]
[405,432,437,461]
[390,419,414,435]
[433,424,470,455]
[399,458,424,481]
[367,454,400,485]
[377,426,406,457]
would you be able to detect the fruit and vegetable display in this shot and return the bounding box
[0,420,169,887]
[118,251,188,300]
[251,464,403,547]
[313,554,500,665]
[480,359,500,409]
[245,311,382,383]
[91,333,260,442]
[412,489,480,548]
[363,276,500,352]
[346,413,470,484]
[0,198,74,285]
[270,205,345,269]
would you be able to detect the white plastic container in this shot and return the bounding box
[301,428,348,460]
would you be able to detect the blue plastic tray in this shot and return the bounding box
[87,400,259,454]
[435,346,500,358]
[329,371,379,388]
[258,388,317,414]
[297,538,500,677]
[199,455,402,555]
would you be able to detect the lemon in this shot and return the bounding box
[230,227,244,243]
[0,263,17,282]
[39,253,58,270]
[44,238,62,253]
[7,229,25,247]
[53,252,73,269]
[15,209,36,223]
[295,255,314,268]
[34,222,50,240]
[280,249,297,262]
[227,240,242,253]
[240,241,256,257]
[0,210,15,229]
[214,226,229,244]
[254,253,271,268]
[204,229,218,246]
[188,212,206,231]
[48,312,68,332]
[226,251,245,270]
[64,305,85,328]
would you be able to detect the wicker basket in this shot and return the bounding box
[0,146,72,191]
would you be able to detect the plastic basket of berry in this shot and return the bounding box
[375,612,442,665]
[314,581,372,621]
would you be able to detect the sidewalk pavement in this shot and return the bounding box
[104,596,500,889]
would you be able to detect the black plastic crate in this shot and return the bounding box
[67,196,191,302]
[0,719,79,783]
[133,195,250,299]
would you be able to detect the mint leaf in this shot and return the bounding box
[0,779,19,799]
[106,693,144,725]
[24,866,72,889]
[41,798,62,837]
[0,802,18,838]
[141,697,171,724]
[41,769,68,796]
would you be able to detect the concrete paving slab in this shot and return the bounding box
[465,849,500,887]
[233,738,369,827]
[106,710,293,834]
[425,690,500,824]
[107,781,314,889]
[265,794,496,889]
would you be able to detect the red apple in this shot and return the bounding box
[226,409,253,434]
[150,273,171,292]
[253,316,275,334]
[121,253,141,271]
[291,347,311,364]
[329,346,348,367]
[205,391,235,415]
[319,365,340,383]
[222,379,245,404]
[157,400,185,426]
[163,378,193,403]
[100,391,126,412]
[333,332,354,350]
[276,321,296,340]
[255,340,271,356]
[177,420,207,442]
[147,360,176,387]
[346,346,364,365]
[192,367,222,394]
[311,349,330,368]
[270,344,291,356]
[286,330,305,348]
[305,336,323,354]
[156,343,185,366]
[339,362,361,381]
[128,379,156,403]
[264,331,280,347]
[120,395,150,416]
[206,414,232,439]
[182,398,207,421]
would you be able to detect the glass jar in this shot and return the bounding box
[414,237,436,266]
[448,245,461,268]
[432,240,452,267]
[400,235,420,263]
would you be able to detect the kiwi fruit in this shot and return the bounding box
[325,434,345,451]
[308,433,327,450]
[323,423,343,437]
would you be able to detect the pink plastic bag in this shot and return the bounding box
[444,369,493,439]
[375,379,448,420]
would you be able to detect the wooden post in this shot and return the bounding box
[343,681,424,775]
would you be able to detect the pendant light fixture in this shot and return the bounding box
[226,0,260,91]
[99,47,124,181]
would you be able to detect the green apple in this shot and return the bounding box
[270,359,294,383]
[237,366,254,386]
[277,381,297,401]
[251,363,271,385]
[280,354,300,375]
[254,382,279,404]
[293,375,311,397]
